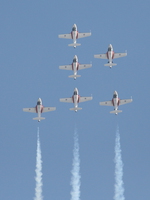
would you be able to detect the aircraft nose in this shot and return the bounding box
[114,91,118,95]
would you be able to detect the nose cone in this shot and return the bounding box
[73,55,78,62]
[73,88,78,96]
[73,24,77,28]
[114,91,118,95]
[37,98,42,105]
[109,44,112,48]
[74,88,78,92]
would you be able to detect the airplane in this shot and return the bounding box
[60,88,93,112]
[94,44,127,68]
[23,98,56,122]
[59,55,92,80]
[99,91,132,114]
[58,24,91,48]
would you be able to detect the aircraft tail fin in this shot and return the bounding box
[33,117,45,122]
[70,107,82,112]
[104,63,117,67]
[68,43,81,48]
[110,110,122,115]
[69,74,81,79]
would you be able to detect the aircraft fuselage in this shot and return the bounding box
[112,91,120,111]
[71,24,78,44]
[72,88,80,111]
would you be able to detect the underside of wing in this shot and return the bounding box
[59,65,72,70]
[58,34,72,39]
[100,101,113,106]
[119,99,132,105]
[78,64,92,70]
[79,96,93,103]
[78,32,91,38]
[94,54,107,59]
[114,52,127,59]
[23,108,36,113]
[42,107,56,112]
[60,98,73,103]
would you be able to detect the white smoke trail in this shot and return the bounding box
[114,126,125,200]
[70,128,81,200]
[34,127,43,200]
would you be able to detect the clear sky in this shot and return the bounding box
[0,0,150,199]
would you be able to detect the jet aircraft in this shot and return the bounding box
[59,55,92,80]
[23,98,56,122]
[58,24,91,48]
[60,88,93,112]
[99,91,132,114]
[94,44,127,68]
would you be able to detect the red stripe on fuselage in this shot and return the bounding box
[71,32,73,39]
[72,96,74,103]
[76,31,79,39]
[112,51,115,59]
[117,98,120,106]
[112,99,114,106]
[77,63,79,71]
[77,95,80,103]
[106,52,109,59]
[41,106,44,113]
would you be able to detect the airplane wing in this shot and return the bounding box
[78,32,91,39]
[78,64,92,70]
[58,34,72,39]
[23,108,36,113]
[42,107,56,112]
[79,96,93,103]
[119,99,132,105]
[94,54,107,59]
[60,98,73,103]
[59,65,72,70]
[99,101,113,106]
[114,52,127,59]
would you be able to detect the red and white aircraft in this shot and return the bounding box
[60,88,93,112]
[94,44,127,68]
[59,55,92,80]
[23,98,56,122]
[58,24,91,48]
[100,91,132,114]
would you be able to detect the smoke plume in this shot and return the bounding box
[70,128,81,200]
[114,126,125,200]
[34,127,43,200]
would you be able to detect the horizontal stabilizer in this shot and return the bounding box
[110,110,122,114]
[104,63,117,67]
[33,117,45,121]
[68,43,81,47]
[69,74,81,79]
[70,107,82,112]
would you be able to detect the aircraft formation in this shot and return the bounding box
[23,24,132,121]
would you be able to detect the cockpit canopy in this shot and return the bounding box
[72,26,77,31]
[74,91,77,95]
[37,100,42,105]
[108,47,112,51]
[73,58,77,62]
[113,94,117,98]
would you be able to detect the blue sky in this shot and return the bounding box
[0,0,150,199]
